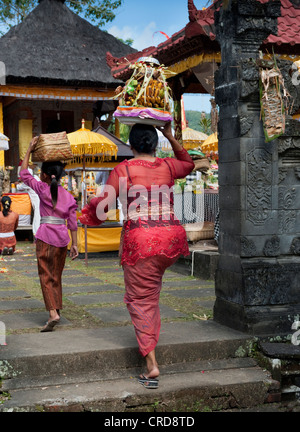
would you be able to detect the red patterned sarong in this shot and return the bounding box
[123,255,178,357]
[36,239,67,311]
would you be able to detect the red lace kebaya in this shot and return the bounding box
[80,148,194,266]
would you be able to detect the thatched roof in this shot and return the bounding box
[0,0,136,87]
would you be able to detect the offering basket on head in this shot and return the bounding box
[113,57,173,127]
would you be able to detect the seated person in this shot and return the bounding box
[0,196,19,255]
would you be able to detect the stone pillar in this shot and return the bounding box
[213,0,300,335]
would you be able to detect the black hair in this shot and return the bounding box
[129,124,158,154]
[1,196,11,217]
[41,161,65,209]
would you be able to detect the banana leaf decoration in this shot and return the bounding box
[112,58,175,112]
[259,55,292,142]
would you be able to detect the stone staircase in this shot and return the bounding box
[0,321,279,412]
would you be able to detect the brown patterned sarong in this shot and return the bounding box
[36,239,67,311]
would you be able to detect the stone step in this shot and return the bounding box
[2,357,257,391]
[1,361,273,412]
[0,321,277,412]
[0,321,252,381]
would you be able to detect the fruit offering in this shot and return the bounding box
[113,57,173,126]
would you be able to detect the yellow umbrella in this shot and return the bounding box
[68,119,117,163]
[201,132,218,153]
[67,119,118,265]
[182,127,208,150]
[67,120,118,204]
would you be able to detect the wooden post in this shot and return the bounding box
[82,154,88,267]
[115,118,120,139]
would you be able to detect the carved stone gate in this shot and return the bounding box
[213,0,300,334]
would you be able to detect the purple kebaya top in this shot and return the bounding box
[20,169,78,248]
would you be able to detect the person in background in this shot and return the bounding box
[17,163,41,236]
[20,137,79,332]
[0,196,19,255]
[79,122,194,389]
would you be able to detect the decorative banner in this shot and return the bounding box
[19,119,33,161]
[153,31,170,40]
[258,57,292,142]
[181,95,187,130]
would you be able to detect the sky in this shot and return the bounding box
[0,0,211,113]
[103,0,211,113]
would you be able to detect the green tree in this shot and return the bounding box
[185,110,202,131]
[185,110,212,135]
[0,0,123,32]
[108,120,130,144]
[199,113,212,135]
[116,37,134,47]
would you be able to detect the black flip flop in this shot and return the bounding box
[138,374,159,389]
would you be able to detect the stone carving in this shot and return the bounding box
[279,187,296,209]
[279,210,297,234]
[263,236,280,257]
[278,168,288,183]
[278,137,300,154]
[241,236,257,257]
[243,264,292,305]
[237,17,278,39]
[284,119,300,137]
[240,59,260,99]
[291,238,300,255]
[241,80,259,99]
[294,167,300,181]
[215,0,281,55]
[240,114,255,135]
[246,148,272,225]
[241,59,259,81]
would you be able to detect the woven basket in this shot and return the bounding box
[183,222,215,242]
[32,132,73,162]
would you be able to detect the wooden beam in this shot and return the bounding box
[0,85,114,101]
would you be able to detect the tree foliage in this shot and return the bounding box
[0,0,123,33]
[185,110,212,135]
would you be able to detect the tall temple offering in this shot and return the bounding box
[113,57,173,126]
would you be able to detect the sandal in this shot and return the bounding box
[40,319,59,333]
[138,374,159,389]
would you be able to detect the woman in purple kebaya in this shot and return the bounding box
[20,138,78,332]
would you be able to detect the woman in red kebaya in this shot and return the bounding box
[80,122,194,388]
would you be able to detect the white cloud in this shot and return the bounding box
[108,21,161,51]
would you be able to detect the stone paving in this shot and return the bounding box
[0,241,216,335]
